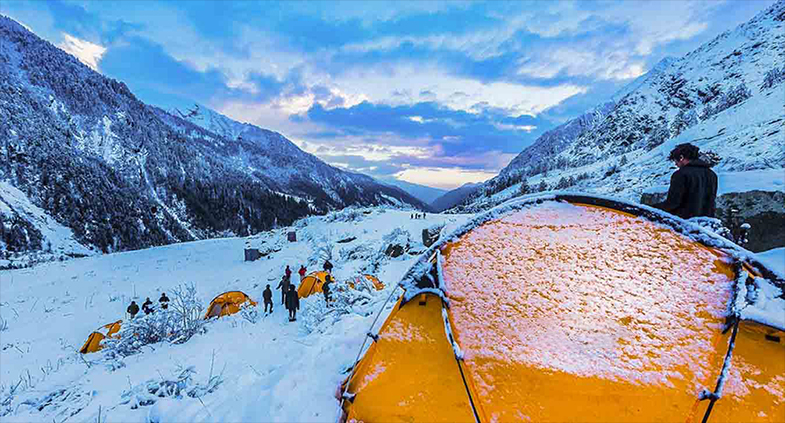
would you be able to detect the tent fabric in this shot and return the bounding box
[342,195,785,423]
[79,320,122,354]
[363,274,384,291]
[342,294,476,423]
[297,271,330,298]
[204,291,257,319]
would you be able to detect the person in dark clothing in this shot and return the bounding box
[285,285,300,321]
[285,265,292,281]
[262,284,273,313]
[276,275,290,305]
[159,293,170,310]
[323,260,333,274]
[127,301,139,319]
[142,297,154,315]
[322,274,332,305]
[653,143,718,219]
[298,265,307,282]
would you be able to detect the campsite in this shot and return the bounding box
[2,0,785,422]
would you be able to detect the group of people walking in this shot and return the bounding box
[127,292,169,319]
[261,261,335,322]
[410,213,426,219]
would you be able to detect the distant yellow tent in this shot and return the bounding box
[79,320,122,354]
[298,271,331,298]
[362,274,384,291]
[346,274,384,291]
[341,194,785,423]
[204,291,257,319]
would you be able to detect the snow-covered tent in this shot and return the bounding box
[340,194,785,423]
[298,271,331,298]
[79,320,122,354]
[346,274,385,292]
[204,291,257,319]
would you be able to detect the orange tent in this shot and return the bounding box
[298,271,331,298]
[204,291,257,319]
[341,194,785,423]
[79,320,122,354]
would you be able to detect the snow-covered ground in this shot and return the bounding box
[0,208,470,422]
[757,247,785,276]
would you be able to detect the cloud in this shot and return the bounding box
[58,33,107,70]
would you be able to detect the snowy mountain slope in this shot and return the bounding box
[430,182,481,212]
[458,0,785,215]
[375,177,446,205]
[0,208,472,423]
[0,15,427,264]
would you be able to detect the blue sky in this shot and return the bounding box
[2,0,773,189]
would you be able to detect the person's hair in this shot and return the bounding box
[266,284,270,288]
[668,143,700,161]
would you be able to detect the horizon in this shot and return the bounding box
[1,0,774,190]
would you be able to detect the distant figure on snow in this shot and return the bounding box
[285,285,300,321]
[298,265,307,281]
[322,274,332,305]
[653,143,718,219]
[127,301,139,319]
[277,275,290,305]
[285,265,292,281]
[262,284,273,313]
[142,297,154,315]
[159,293,170,310]
[323,259,333,274]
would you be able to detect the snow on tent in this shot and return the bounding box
[298,271,330,298]
[362,274,384,291]
[79,320,122,354]
[347,274,385,291]
[204,291,257,319]
[340,194,785,423]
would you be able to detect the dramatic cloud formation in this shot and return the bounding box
[1,0,773,189]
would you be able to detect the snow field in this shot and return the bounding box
[0,209,471,422]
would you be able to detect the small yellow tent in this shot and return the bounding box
[363,274,384,291]
[204,291,257,319]
[79,320,122,354]
[298,271,331,298]
[341,194,785,423]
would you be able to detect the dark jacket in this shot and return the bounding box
[285,289,300,311]
[323,260,333,271]
[653,160,718,219]
[127,302,139,316]
[262,288,273,302]
[277,277,290,291]
[142,299,154,314]
[159,294,169,308]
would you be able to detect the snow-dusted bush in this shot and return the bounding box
[103,283,206,358]
[119,364,223,409]
[238,303,260,323]
[322,207,365,224]
[17,385,92,421]
[300,284,376,334]
[760,67,784,90]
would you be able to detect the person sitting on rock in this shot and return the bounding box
[653,143,718,219]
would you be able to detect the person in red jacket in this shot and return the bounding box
[285,265,292,281]
[298,265,306,281]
